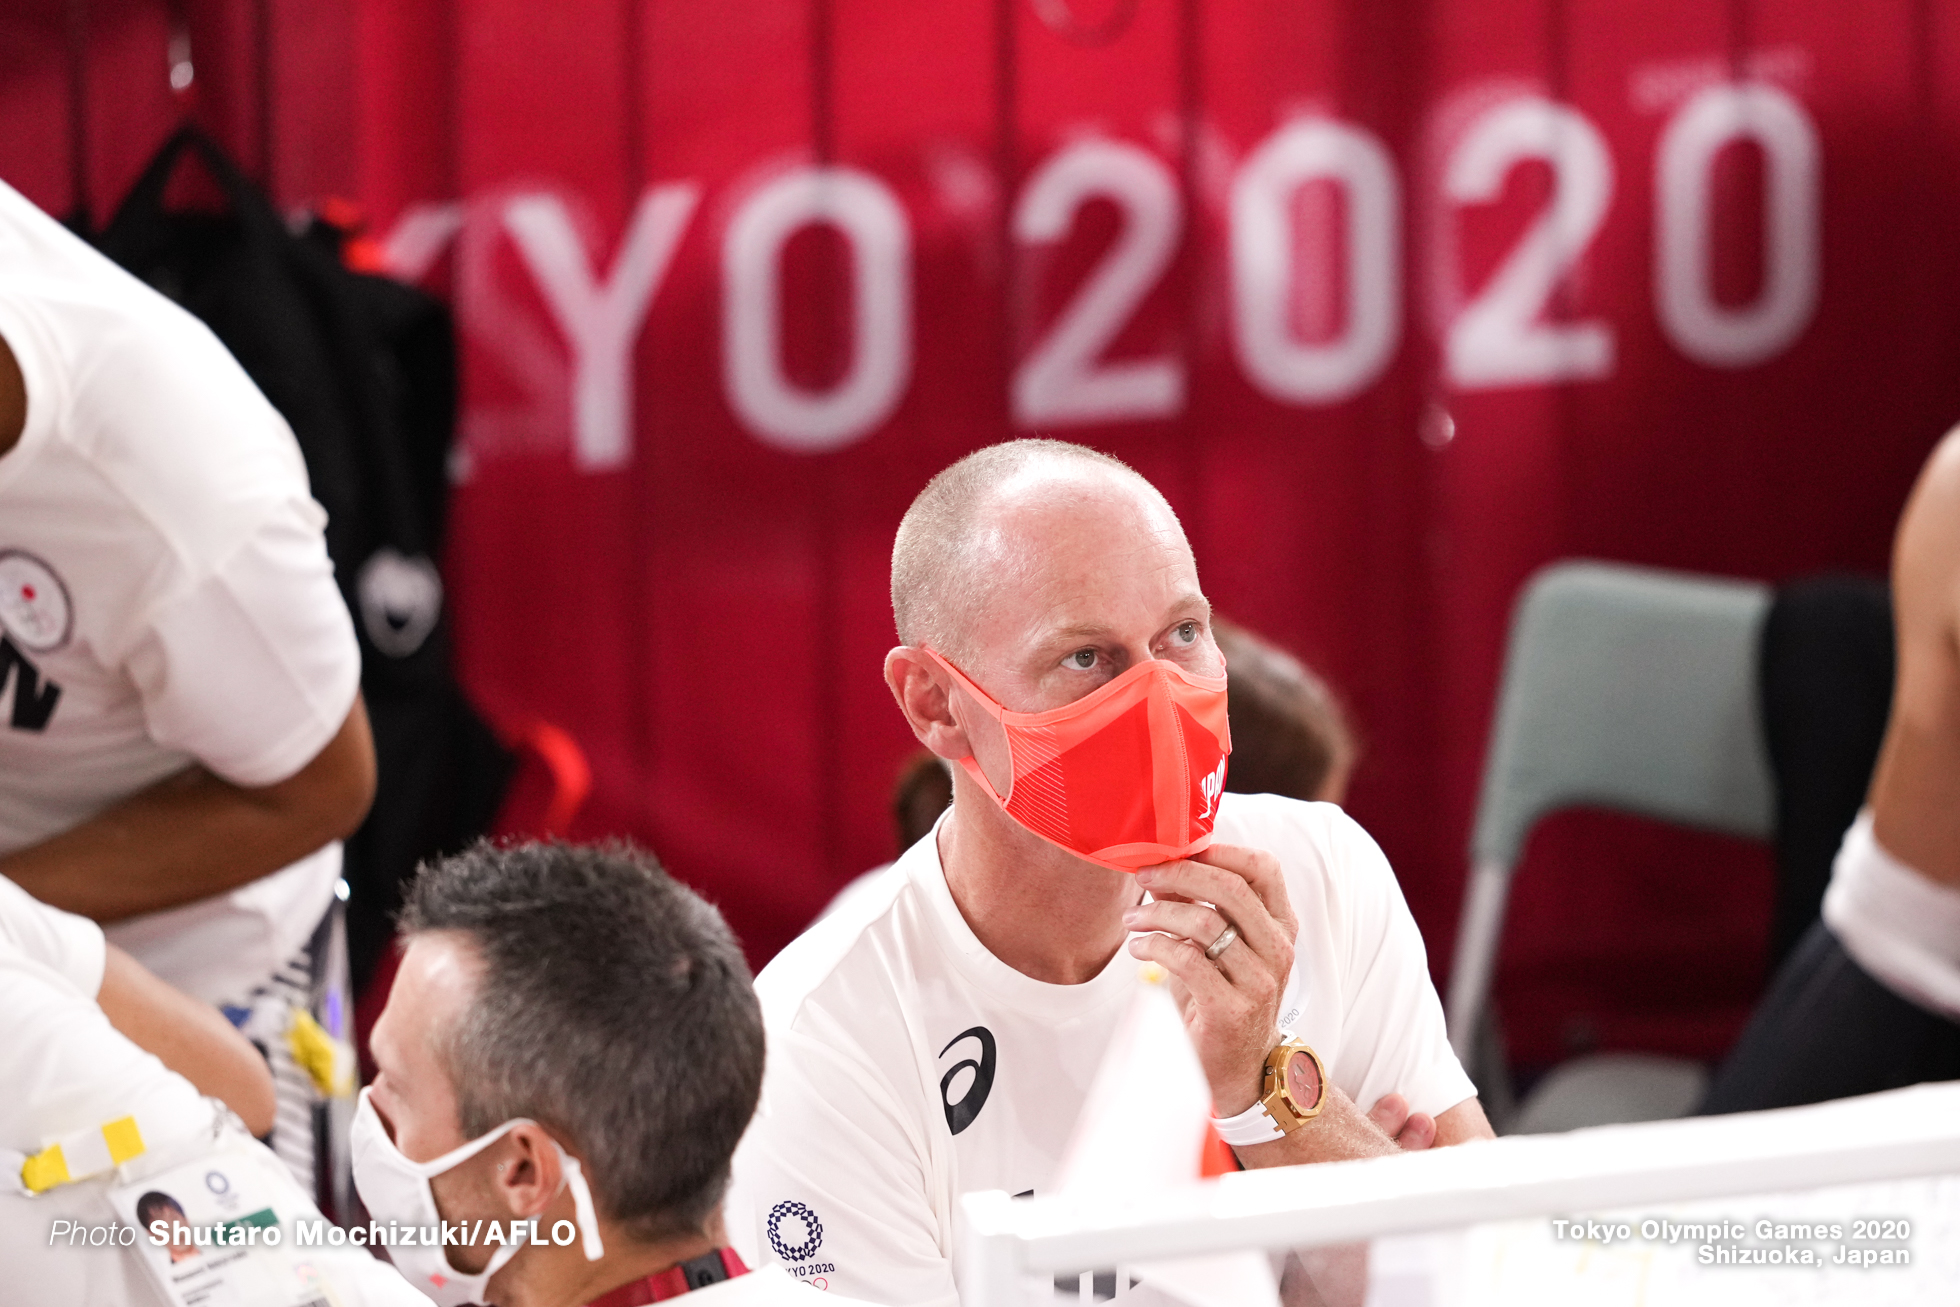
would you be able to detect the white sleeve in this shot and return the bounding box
[729,1025,958,1307]
[126,496,361,788]
[0,874,106,997]
[1322,813,1479,1121]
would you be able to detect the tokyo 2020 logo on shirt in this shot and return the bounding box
[0,550,72,652]
[767,1200,824,1262]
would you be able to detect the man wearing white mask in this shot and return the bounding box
[729,440,1491,1306]
[360,839,868,1307]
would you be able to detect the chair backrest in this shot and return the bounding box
[1447,560,1775,1063]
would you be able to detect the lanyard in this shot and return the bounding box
[589,1248,749,1306]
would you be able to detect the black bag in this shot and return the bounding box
[96,127,512,992]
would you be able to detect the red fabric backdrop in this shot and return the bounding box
[6,0,1957,1069]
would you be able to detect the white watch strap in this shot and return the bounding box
[1211,1099,1285,1146]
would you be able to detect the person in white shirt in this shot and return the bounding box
[359,838,872,1307]
[0,178,372,1173]
[728,439,1492,1306]
[0,874,420,1306]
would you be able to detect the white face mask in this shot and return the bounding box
[350,1087,605,1307]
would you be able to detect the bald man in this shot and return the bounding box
[728,440,1488,1306]
[1705,428,1960,1110]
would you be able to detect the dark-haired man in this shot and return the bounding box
[1212,617,1356,806]
[360,839,867,1307]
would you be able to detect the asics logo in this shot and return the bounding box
[937,1026,996,1136]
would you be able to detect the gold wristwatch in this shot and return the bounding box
[1258,1038,1328,1132]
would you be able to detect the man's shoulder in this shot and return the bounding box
[754,848,930,1032]
[746,846,948,1131]
[0,875,104,996]
[0,236,232,424]
[1901,427,1960,622]
[66,316,307,497]
[0,231,309,539]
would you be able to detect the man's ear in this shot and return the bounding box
[885,647,973,763]
[488,1124,567,1220]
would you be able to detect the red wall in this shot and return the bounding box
[6,0,1956,1069]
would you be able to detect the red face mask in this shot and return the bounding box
[925,648,1232,872]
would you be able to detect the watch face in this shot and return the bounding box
[1282,1049,1322,1112]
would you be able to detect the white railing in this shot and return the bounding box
[959,1081,1960,1305]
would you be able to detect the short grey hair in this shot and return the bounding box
[398,840,763,1244]
[890,439,1174,661]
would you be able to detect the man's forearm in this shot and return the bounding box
[1233,1089,1494,1169]
[1231,1084,1403,1168]
[1431,1096,1496,1146]
[4,766,335,921]
[97,945,277,1134]
[0,698,375,923]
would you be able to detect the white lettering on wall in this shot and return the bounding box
[1012,139,1184,426]
[722,165,913,452]
[1231,118,1402,404]
[1655,82,1820,367]
[504,184,701,470]
[1444,95,1616,389]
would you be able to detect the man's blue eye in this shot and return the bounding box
[1070,650,1096,669]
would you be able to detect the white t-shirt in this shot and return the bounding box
[0,180,360,1006]
[727,793,1476,1306]
[0,876,423,1306]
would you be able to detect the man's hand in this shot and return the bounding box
[1123,842,1297,1115]
[1366,1093,1437,1150]
[1120,840,1490,1166]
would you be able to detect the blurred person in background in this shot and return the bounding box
[361,839,870,1307]
[819,752,956,924]
[1,875,420,1305]
[893,750,956,851]
[1211,617,1356,807]
[731,439,1487,1307]
[816,752,957,924]
[0,179,373,1182]
[1703,427,1960,1111]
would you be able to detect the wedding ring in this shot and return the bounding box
[1204,924,1239,960]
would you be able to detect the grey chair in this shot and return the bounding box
[1446,560,1776,1134]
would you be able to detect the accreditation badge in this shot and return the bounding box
[106,1140,341,1307]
